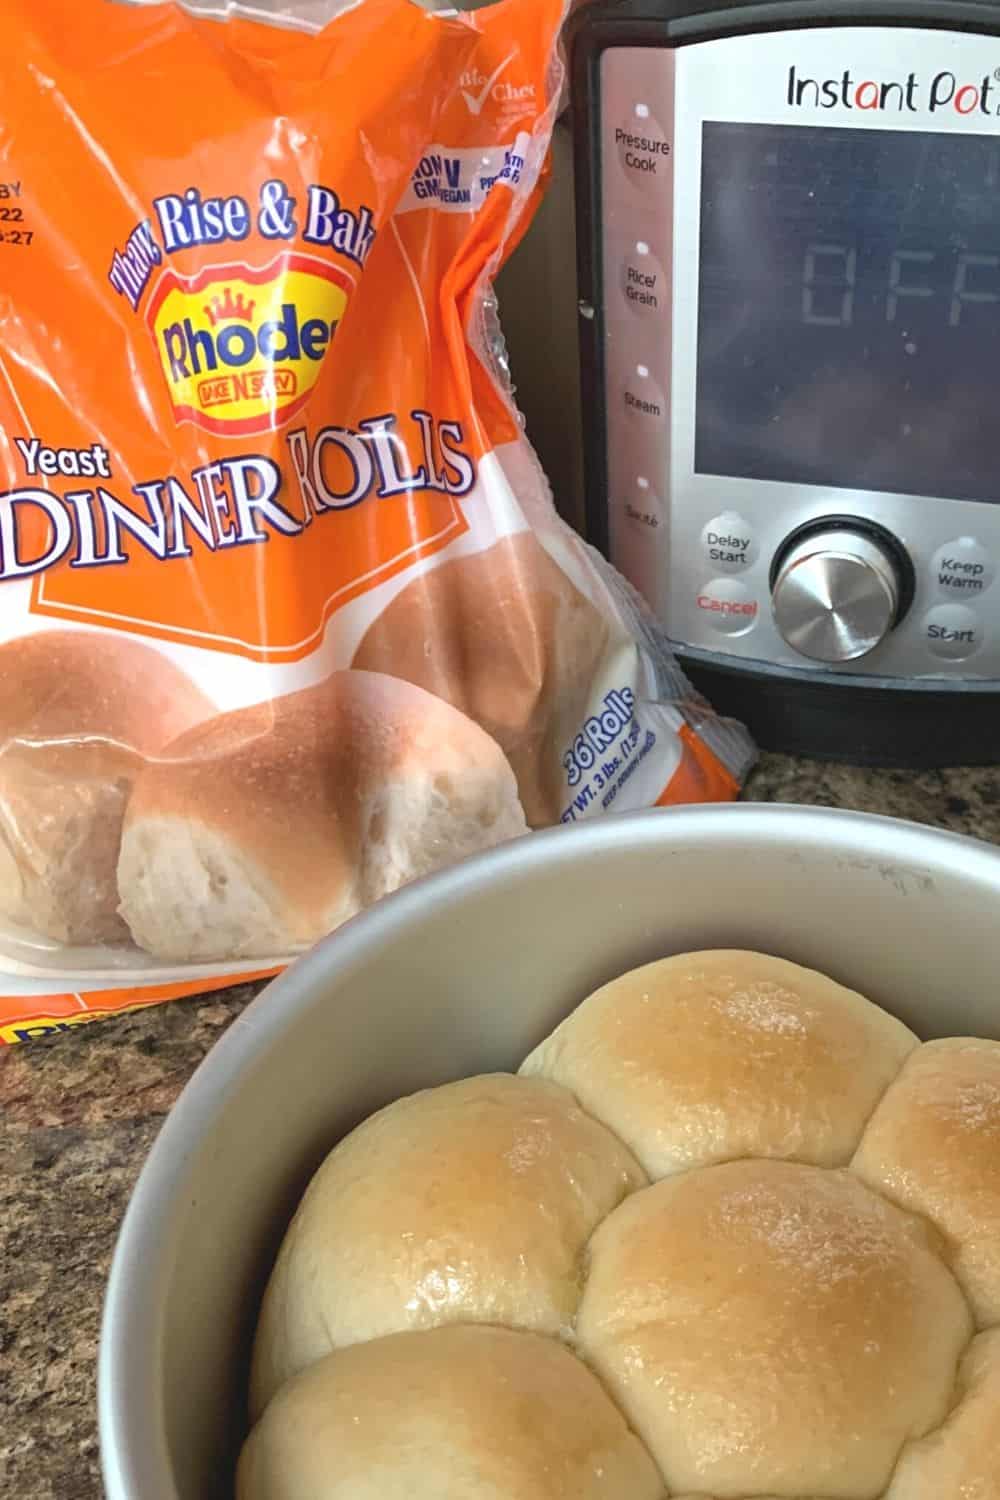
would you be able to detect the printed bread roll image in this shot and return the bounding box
[883,1327,1000,1499]
[238,1325,667,1500]
[575,1159,972,1498]
[520,950,918,1179]
[0,629,212,945]
[852,1036,1000,1327]
[249,1072,645,1418]
[351,531,611,827]
[118,670,527,963]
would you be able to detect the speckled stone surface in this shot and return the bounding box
[3,754,1000,1499]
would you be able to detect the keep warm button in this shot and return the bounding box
[697,578,760,636]
[922,603,984,661]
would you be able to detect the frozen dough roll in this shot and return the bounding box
[351,532,611,827]
[118,670,527,962]
[0,629,211,945]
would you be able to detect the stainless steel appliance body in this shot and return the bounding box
[569,0,1000,760]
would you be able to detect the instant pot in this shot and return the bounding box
[502,0,1000,764]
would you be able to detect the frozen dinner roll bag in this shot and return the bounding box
[0,0,753,1040]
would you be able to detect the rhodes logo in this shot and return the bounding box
[145,252,351,437]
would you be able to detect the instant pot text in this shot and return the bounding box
[787,65,1000,116]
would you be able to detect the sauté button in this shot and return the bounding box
[621,240,667,319]
[922,603,984,660]
[700,513,758,573]
[614,102,672,189]
[619,474,664,532]
[930,537,994,599]
[696,578,760,636]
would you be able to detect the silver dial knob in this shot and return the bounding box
[771,529,901,664]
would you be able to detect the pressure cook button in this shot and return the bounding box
[621,240,667,319]
[700,513,758,573]
[696,578,760,636]
[922,603,984,660]
[930,537,995,599]
[614,103,671,188]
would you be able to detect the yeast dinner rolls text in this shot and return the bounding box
[852,1036,1000,1327]
[351,532,610,827]
[0,629,211,944]
[576,1159,972,1498]
[520,950,917,1178]
[238,1326,666,1500]
[117,671,527,962]
[249,1073,645,1418]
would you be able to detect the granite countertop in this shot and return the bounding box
[4,752,1000,1499]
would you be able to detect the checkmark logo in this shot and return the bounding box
[461,51,516,116]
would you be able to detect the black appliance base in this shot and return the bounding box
[680,656,1000,768]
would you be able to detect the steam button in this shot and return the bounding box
[621,362,666,427]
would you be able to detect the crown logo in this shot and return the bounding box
[203,288,257,327]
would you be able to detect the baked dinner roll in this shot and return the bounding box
[238,1326,666,1500]
[575,1159,972,1498]
[117,670,527,961]
[0,629,211,945]
[884,1327,1000,1499]
[249,1072,645,1419]
[851,1036,1000,1327]
[351,532,610,827]
[520,950,917,1179]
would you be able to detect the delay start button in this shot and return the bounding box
[696,577,760,636]
[614,103,672,189]
[922,603,984,660]
[699,513,758,573]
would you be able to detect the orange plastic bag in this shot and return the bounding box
[0,0,754,1042]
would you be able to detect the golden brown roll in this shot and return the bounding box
[0,629,211,944]
[575,1159,972,1498]
[238,1326,666,1500]
[249,1072,646,1418]
[851,1036,1000,1328]
[884,1326,1000,1498]
[351,532,610,826]
[520,950,917,1179]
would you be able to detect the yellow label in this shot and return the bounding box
[146,252,350,437]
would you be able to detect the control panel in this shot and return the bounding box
[593,26,1000,685]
